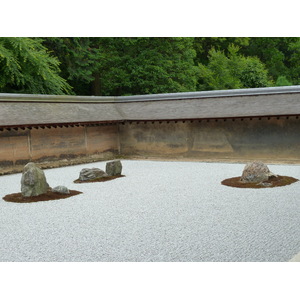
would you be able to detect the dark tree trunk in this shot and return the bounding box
[92,73,101,95]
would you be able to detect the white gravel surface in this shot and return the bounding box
[0,160,299,262]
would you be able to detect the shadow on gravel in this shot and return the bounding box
[3,190,82,203]
[221,175,298,189]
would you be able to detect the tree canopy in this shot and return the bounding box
[198,45,272,90]
[42,37,198,95]
[1,37,300,95]
[0,37,72,94]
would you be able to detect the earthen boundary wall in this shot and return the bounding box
[1,86,300,174]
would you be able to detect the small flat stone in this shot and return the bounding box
[257,182,272,187]
[52,186,70,194]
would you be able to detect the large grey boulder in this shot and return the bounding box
[21,163,49,197]
[240,161,277,183]
[106,160,122,176]
[79,168,108,181]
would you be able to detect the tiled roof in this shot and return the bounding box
[0,102,122,127]
[1,86,300,127]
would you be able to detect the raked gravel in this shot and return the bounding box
[0,160,299,262]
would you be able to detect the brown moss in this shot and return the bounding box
[74,174,125,184]
[3,190,82,203]
[221,175,298,189]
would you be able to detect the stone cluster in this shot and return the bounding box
[78,160,123,181]
[18,160,123,199]
[21,162,70,198]
[21,163,50,197]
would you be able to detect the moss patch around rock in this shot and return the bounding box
[73,175,125,184]
[3,190,82,203]
[221,175,298,189]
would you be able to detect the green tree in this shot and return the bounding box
[194,37,300,88]
[241,37,299,84]
[194,37,250,66]
[0,37,72,94]
[113,37,198,95]
[239,56,271,88]
[38,37,300,95]
[197,47,242,90]
[198,45,272,90]
[41,37,101,95]
[43,37,198,96]
[275,75,293,86]
[286,38,300,84]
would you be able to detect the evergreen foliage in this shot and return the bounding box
[1,37,300,95]
[41,37,101,95]
[42,37,198,95]
[0,37,72,94]
[275,76,293,86]
[198,45,272,90]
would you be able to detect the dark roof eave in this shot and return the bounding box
[1,114,299,130]
[0,120,123,130]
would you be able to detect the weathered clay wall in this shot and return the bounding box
[86,126,119,155]
[30,127,87,161]
[1,116,300,174]
[0,129,31,168]
[0,124,119,173]
[119,117,300,162]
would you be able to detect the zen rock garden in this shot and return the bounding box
[2,159,124,203]
[221,161,298,188]
[1,159,298,203]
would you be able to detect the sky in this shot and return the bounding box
[1,0,298,37]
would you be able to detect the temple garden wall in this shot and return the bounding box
[0,124,119,173]
[1,115,299,174]
[119,116,300,162]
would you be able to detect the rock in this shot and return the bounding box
[79,168,108,181]
[52,186,70,194]
[257,182,273,187]
[21,162,49,197]
[106,160,122,176]
[240,161,277,183]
